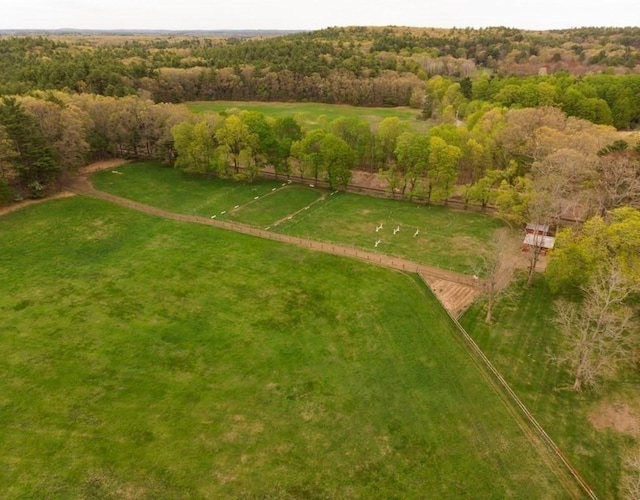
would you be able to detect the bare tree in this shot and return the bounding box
[553,265,639,392]
[478,227,519,324]
[531,148,597,224]
[523,193,555,288]
[594,155,640,215]
[622,449,640,500]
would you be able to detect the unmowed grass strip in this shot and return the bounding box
[185,100,422,130]
[92,162,502,274]
[460,274,640,499]
[0,197,569,498]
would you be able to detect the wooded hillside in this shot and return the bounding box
[1,27,640,128]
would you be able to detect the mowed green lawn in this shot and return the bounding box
[93,162,503,274]
[0,197,571,498]
[461,275,640,498]
[185,100,424,131]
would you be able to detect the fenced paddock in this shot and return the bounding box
[92,161,503,275]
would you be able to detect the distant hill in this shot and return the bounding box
[0,28,302,37]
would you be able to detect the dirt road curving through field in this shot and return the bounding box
[63,162,482,316]
[4,159,484,316]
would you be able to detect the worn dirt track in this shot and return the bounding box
[64,165,483,316]
[1,161,482,316]
[68,175,479,308]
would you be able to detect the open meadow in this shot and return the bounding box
[185,100,425,131]
[0,196,575,497]
[93,161,503,275]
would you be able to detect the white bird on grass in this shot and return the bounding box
[374,239,381,248]
[413,229,419,238]
[375,223,383,232]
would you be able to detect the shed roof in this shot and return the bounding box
[523,233,555,249]
[526,223,550,234]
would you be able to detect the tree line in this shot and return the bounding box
[1,29,640,129]
[0,92,189,202]
[424,73,640,130]
[2,90,637,225]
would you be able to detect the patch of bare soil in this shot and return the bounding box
[425,277,481,318]
[589,399,640,437]
[350,170,389,191]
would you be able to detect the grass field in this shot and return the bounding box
[93,162,503,274]
[461,275,640,499]
[185,100,425,131]
[0,197,573,497]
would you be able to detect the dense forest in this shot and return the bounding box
[1,27,640,126]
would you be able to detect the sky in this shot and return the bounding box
[2,0,639,31]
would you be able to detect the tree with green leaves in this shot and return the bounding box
[465,168,504,209]
[427,135,462,203]
[239,111,279,174]
[374,116,409,170]
[290,129,326,181]
[549,222,640,401]
[215,114,258,178]
[171,120,220,175]
[492,163,533,225]
[330,116,374,171]
[319,133,355,188]
[547,207,640,296]
[392,131,430,199]
[272,116,302,178]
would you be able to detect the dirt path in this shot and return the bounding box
[1,159,481,315]
[0,191,76,217]
[0,159,130,218]
[78,158,131,175]
[70,175,479,283]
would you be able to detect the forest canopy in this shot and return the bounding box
[1,27,640,128]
